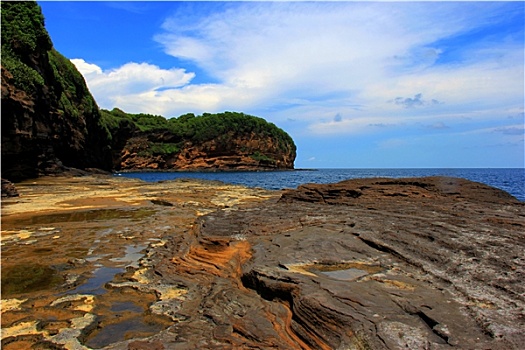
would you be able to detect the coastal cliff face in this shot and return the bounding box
[102,110,296,171]
[119,132,295,171]
[1,2,111,181]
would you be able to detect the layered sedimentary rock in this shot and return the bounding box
[144,176,524,349]
[1,176,523,349]
[118,132,295,171]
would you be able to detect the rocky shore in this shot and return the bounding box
[1,175,524,349]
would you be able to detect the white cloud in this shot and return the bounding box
[71,59,102,75]
[72,1,523,137]
[70,59,195,114]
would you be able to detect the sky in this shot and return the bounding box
[38,1,524,169]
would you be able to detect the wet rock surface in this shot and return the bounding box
[1,175,276,349]
[2,176,524,349]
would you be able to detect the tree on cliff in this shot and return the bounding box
[1,1,51,94]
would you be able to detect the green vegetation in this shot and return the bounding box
[250,151,276,165]
[1,2,98,122]
[1,1,51,94]
[99,108,135,141]
[168,111,296,154]
[1,263,62,296]
[101,109,296,160]
[138,143,180,157]
[49,49,98,121]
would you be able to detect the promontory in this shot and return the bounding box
[1,1,296,183]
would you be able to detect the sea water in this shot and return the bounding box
[117,168,525,202]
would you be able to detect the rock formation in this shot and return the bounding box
[1,178,19,198]
[1,2,111,181]
[147,176,524,349]
[2,176,523,349]
[103,110,296,171]
[118,132,295,171]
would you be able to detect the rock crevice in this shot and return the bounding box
[1,176,523,349]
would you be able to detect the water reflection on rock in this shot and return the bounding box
[1,175,275,349]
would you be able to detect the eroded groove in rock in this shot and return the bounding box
[3,176,523,349]
[241,270,335,349]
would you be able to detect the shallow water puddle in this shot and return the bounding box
[85,317,166,349]
[110,245,146,268]
[67,266,124,295]
[318,268,369,281]
[310,262,383,281]
[63,242,172,348]
[110,301,144,313]
[68,244,146,295]
[6,208,156,226]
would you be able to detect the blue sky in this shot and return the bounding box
[39,1,524,168]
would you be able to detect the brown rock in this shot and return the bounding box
[1,178,19,198]
[161,176,523,349]
[117,131,295,171]
[128,340,164,350]
[280,176,521,205]
[2,176,523,349]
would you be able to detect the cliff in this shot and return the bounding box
[101,109,296,171]
[1,2,111,181]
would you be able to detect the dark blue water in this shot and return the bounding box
[117,168,525,202]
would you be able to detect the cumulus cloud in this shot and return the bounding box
[72,59,102,75]
[72,1,523,139]
[70,59,195,113]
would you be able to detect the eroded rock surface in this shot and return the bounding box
[1,175,277,349]
[2,176,524,349]
[117,131,296,171]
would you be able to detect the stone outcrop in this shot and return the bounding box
[2,176,523,349]
[148,176,524,349]
[1,178,19,198]
[118,132,295,171]
[280,176,521,205]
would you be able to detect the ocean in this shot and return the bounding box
[117,168,525,202]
